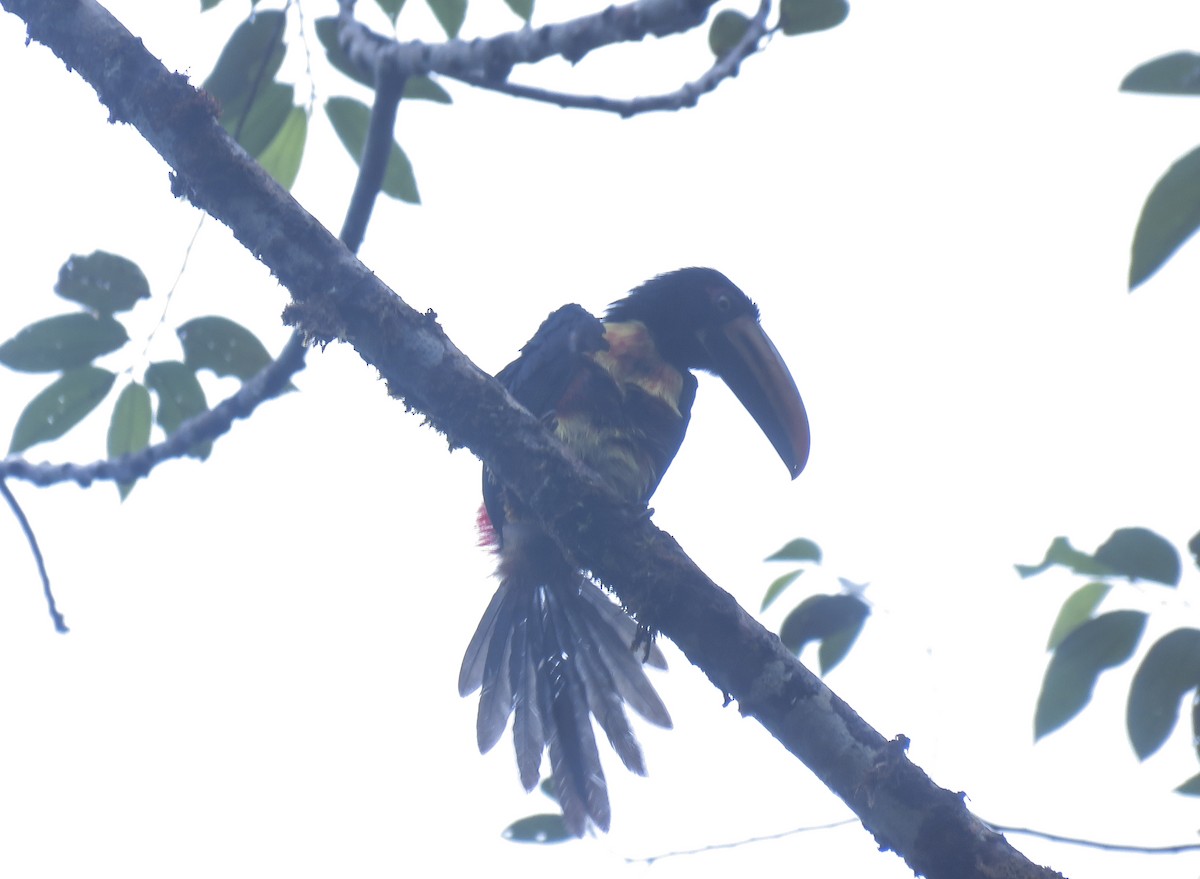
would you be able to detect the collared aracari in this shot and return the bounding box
[459,267,810,835]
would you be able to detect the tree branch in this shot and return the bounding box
[1,2,1061,876]
[336,0,717,83]
[447,0,772,117]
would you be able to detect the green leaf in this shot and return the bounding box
[404,76,453,103]
[315,17,371,88]
[503,0,532,21]
[779,594,870,670]
[325,97,420,203]
[232,81,294,158]
[502,814,572,844]
[761,569,803,612]
[1126,628,1200,759]
[55,251,151,314]
[426,0,466,37]
[203,10,287,142]
[107,382,152,499]
[0,313,128,373]
[1015,536,1112,579]
[374,0,406,23]
[1035,610,1147,740]
[177,316,273,381]
[10,367,116,453]
[1046,582,1111,649]
[1094,527,1181,586]
[1188,530,1200,571]
[708,9,750,58]
[1121,52,1200,96]
[1129,144,1200,289]
[1176,773,1200,795]
[145,361,212,460]
[258,106,307,189]
[779,0,849,36]
[818,611,867,675]
[765,537,822,563]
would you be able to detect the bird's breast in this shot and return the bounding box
[547,321,689,505]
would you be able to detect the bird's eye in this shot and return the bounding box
[715,294,732,312]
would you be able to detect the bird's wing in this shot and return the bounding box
[484,305,608,534]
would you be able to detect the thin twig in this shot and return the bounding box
[0,478,67,633]
[989,822,1200,854]
[625,817,859,863]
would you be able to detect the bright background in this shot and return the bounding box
[2,1,1200,876]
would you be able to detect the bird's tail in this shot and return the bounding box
[459,563,671,835]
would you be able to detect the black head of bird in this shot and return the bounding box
[606,267,811,478]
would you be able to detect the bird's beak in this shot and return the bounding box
[706,315,810,478]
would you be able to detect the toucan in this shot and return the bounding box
[459,267,810,835]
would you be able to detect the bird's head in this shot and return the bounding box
[606,268,811,478]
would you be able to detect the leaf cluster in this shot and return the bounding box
[0,251,279,498]
[1019,526,1200,795]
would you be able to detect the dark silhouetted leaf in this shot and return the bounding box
[779,593,870,673]
[818,611,867,675]
[201,0,224,9]
[203,10,287,144]
[1015,536,1112,579]
[779,0,849,36]
[258,105,308,189]
[375,0,406,23]
[0,313,128,373]
[10,367,116,453]
[503,0,532,21]
[766,538,822,563]
[315,17,371,88]
[1094,527,1180,586]
[1035,610,1147,740]
[1047,582,1111,649]
[427,0,466,37]
[178,317,273,381]
[55,251,151,314]
[145,361,212,460]
[1130,144,1200,289]
[761,569,803,612]
[325,97,420,203]
[1177,773,1200,795]
[404,76,452,103]
[708,9,750,57]
[107,382,152,499]
[1121,52,1200,96]
[1127,628,1200,759]
[1189,530,1200,571]
[502,814,572,844]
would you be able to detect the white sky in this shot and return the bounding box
[3,1,1200,876]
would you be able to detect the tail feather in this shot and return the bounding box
[475,591,519,753]
[510,616,544,791]
[536,586,610,834]
[461,569,669,835]
[459,579,511,696]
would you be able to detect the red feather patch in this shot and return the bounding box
[476,503,499,551]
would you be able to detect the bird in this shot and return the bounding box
[459,267,810,835]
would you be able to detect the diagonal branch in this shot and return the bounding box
[1,2,1060,877]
